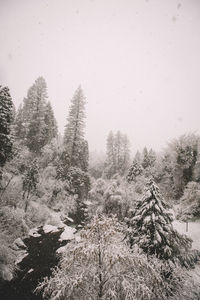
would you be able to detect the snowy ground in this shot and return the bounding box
[173,220,200,250]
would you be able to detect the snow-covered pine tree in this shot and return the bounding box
[63,86,87,169]
[62,86,90,226]
[170,134,199,199]
[14,104,26,141]
[116,131,130,175]
[25,77,47,153]
[105,131,116,178]
[14,77,57,154]
[78,139,89,172]
[0,86,13,172]
[134,150,141,162]
[127,159,143,183]
[43,101,58,144]
[126,179,192,264]
[22,159,39,211]
[148,148,156,167]
[105,131,130,178]
[142,147,150,169]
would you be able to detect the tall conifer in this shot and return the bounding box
[14,77,57,154]
[0,86,13,171]
[64,86,87,169]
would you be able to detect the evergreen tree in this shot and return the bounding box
[14,104,26,141]
[43,101,58,144]
[22,159,39,211]
[134,150,141,162]
[141,147,157,179]
[142,147,150,169]
[78,139,89,172]
[65,166,90,227]
[156,152,175,199]
[172,134,199,198]
[126,180,192,264]
[65,166,90,199]
[63,86,87,169]
[158,134,200,199]
[25,77,47,153]
[127,159,143,183]
[148,148,156,167]
[118,132,130,173]
[68,195,89,228]
[14,77,57,154]
[0,86,13,178]
[105,131,116,177]
[178,182,200,220]
[105,131,130,178]
[62,86,90,226]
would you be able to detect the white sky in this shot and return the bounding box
[0,0,200,153]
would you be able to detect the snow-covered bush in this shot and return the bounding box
[88,177,138,220]
[0,206,28,281]
[25,201,51,228]
[0,206,28,241]
[0,173,22,207]
[0,235,16,281]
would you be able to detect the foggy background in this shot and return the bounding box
[0,0,200,152]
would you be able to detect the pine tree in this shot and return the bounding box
[148,148,156,167]
[134,150,141,162]
[142,147,149,169]
[78,139,89,172]
[0,86,13,174]
[62,86,90,226]
[43,101,58,144]
[127,159,143,183]
[22,159,39,211]
[63,86,87,168]
[172,134,198,198]
[25,77,47,153]
[118,132,130,174]
[105,131,130,178]
[14,104,26,140]
[105,131,116,177]
[126,179,192,263]
[14,77,57,154]
[68,195,89,228]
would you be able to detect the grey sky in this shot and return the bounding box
[0,0,200,153]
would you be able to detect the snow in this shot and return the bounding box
[29,228,41,237]
[84,200,92,205]
[28,268,34,273]
[59,226,76,241]
[173,220,200,250]
[66,216,74,223]
[144,216,151,223]
[15,251,28,265]
[43,224,59,233]
[56,246,67,254]
[75,234,81,242]
[14,238,26,249]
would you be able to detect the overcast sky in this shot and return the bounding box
[0,0,200,153]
